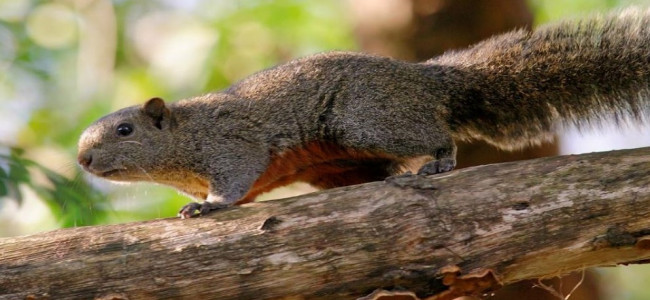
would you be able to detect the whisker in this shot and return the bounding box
[119,141,143,146]
[118,141,142,146]
[119,154,155,182]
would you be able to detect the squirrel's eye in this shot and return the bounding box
[116,123,134,137]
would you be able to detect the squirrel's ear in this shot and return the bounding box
[142,97,171,130]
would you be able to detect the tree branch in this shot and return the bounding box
[2,147,650,300]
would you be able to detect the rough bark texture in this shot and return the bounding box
[2,147,650,300]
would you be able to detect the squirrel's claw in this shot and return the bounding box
[417,158,456,176]
[178,201,231,219]
[178,202,203,219]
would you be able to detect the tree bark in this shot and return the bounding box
[2,147,650,300]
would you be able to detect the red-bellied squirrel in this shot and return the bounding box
[78,9,650,218]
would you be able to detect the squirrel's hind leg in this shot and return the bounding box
[334,106,458,176]
[336,133,457,176]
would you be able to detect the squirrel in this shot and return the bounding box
[78,9,650,219]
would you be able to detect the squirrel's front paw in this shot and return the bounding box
[178,202,231,219]
[417,158,456,175]
[178,202,202,219]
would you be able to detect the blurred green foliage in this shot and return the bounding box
[529,0,650,23]
[0,147,109,227]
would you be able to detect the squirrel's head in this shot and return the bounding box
[77,97,176,182]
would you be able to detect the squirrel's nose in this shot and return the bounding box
[77,150,93,168]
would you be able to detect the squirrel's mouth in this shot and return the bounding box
[100,169,126,177]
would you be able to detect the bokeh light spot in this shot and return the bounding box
[26,3,78,49]
[0,0,30,22]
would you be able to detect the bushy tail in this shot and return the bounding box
[429,8,650,150]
